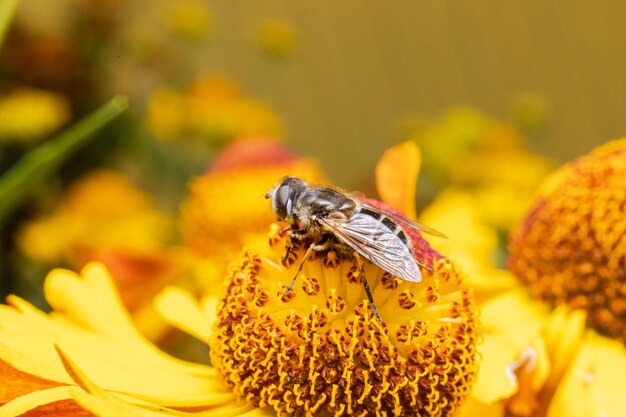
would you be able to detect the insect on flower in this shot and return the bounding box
[265,176,446,320]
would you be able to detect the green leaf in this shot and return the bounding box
[0,0,20,49]
[0,95,129,228]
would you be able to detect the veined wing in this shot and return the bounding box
[360,202,447,239]
[320,212,422,282]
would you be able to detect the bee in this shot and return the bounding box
[265,176,445,320]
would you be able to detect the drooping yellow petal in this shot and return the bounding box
[0,386,84,417]
[154,287,214,343]
[472,289,549,403]
[507,338,550,417]
[547,331,626,417]
[0,264,232,408]
[456,396,505,417]
[56,347,254,417]
[541,305,586,390]
[472,332,520,402]
[420,189,499,272]
[375,141,420,219]
[45,263,153,346]
[462,268,520,304]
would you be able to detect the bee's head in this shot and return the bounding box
[265,176,307,224]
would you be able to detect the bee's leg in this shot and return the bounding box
[416,259,435,274]
[285,243,315,294]
[285,237,332,294]
[355,254,382,322]
[281,244,294,264]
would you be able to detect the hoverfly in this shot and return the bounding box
[265,176,446,320]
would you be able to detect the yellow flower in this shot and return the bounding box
[0,263,251,416]
[402,107,488,185]
[17,170,179,315]
[0,224,478,417]
[164,0,213,41]
[473,139,626,416]
[404,107,553,230]
[146,76,283,143]
[252,18,297,58]
[0,88,70,142]
[376,139,626,416]
[209,215,479,416]
[509,139,626,343]
[145,88,185,140]
[180,138,325,296]
[18,169,173,263]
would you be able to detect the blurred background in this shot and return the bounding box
[1,0,625,347]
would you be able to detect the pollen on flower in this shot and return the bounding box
[508,138,626,344]
[210,222,480,417]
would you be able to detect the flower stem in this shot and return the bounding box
[0,95,129,228]
[0,0,20,49]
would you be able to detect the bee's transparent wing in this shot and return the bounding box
[320,213,422,283]
[360,202,448,239]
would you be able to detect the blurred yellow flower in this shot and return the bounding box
[17,170,180,315]
[18,170,173,264]
[0,263,265,416]
[164,0,213,41]
[469,139,626,417]
[402,107,488,186]
[180,137,325,297]
[509,139,626,343]
[146,76,283,144]
[252,18,297,58]
[0,88,70,142]
[405,107,553,231]
[145,88,185,140]
[377,138,626,417]
[510,92,550,137]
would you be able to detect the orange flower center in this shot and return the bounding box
[508,139,626,344]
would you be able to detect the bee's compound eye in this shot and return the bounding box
[273,184,292,220]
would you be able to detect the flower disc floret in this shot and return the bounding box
[210,219,479,417]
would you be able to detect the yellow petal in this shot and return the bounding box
[66,369,253,417]
[456,396,505,417]
[507,338,550,417]
[44,263,150,347]
[472,289,549,403]
[480,289,549,342]
[472,332,520,402]
[419,189,499,270]
[0,265,230,408]
[71,390,146,417]
[462,268,520,303]
[0,386,82,417]
[547,331,626,417]
[375,141,420,219]
[541,305,586,390]
[56,338,253,417]
[0,355,61,403]
[154,287,214,343]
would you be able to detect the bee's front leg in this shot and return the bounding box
[284,236,330,294]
